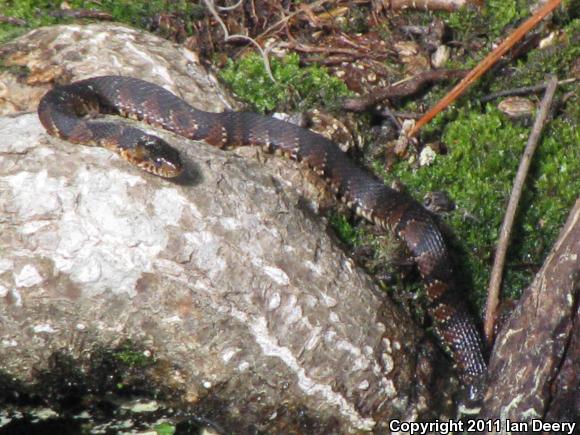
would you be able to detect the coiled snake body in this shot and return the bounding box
[38,75,487,400]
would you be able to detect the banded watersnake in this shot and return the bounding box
[38,75,487,401]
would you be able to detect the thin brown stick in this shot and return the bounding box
[483,76,559,345]
[301,55,357,65]
[480,77,576,103]
[281,40,394,73]
[407,0,562,138]
[389,111,423,119]
[0,15,27,26]
[389,0,483,11]
[278,41,373,57]
[49,9,113,20]
[342,69,468,112]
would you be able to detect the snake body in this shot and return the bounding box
[38,75,487,400]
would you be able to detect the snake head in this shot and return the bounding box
[135,135,183,178]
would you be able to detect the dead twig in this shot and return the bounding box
[0,15,27,26]
[387,0,483,11]
[280,40,394,73]
[407,0,562,138]
[253,0,336,43]
[49,9,113,20]
[483,76,559,345]
[342,69,468,112]
[278,41,374,57]
[480,77,576,103]
[279,36,395,59]
[202,0,276,82]
[215,0,244,11]
[388,111,424,119]
[381,106,403,130]
[301,55,357,65]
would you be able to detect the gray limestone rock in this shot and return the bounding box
[0,24,452,433]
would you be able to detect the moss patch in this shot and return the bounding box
[328,212,360,246]
[154,421,176,435]
[113,340,156,369]
[443,2,577,79]
[0,0,197,44]
[219,53,351,113]
[446,0,529,41]
[381,106,579,308]
[493,19,580,91]
[380,9,579,311]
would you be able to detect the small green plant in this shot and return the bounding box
[114,341,155,368]
[219,53,351,113]
[329,212,360,246]
[154,422,176,435]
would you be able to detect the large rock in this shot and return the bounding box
[0,24,453,433]
[0,23,239,115]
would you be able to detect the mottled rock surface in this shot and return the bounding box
[0,24,454,433]
[0,23,239,115]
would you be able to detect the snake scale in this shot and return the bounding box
[38,75,487,401]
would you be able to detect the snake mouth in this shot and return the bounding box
[120,146,183,178]
[140,158,183,178]
[133,135,184,178]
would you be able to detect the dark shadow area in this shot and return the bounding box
[170,159,203,187]
[0,417,83,435]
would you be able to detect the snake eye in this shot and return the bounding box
[153,155,183,178]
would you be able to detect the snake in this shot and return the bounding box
[37,75,487,401]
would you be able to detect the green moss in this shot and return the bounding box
[442,0,533,75]
[444,7,483,42]
[328,211,405,290]
[219,53,351,113]
[154,422,176,435]
[446,0,529,40]
[0,0,197,44]
[381,106,579,308]
[113,341,155,368]
[329,212,360,246]
[444,2,579,81]
[493,19,580,91]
